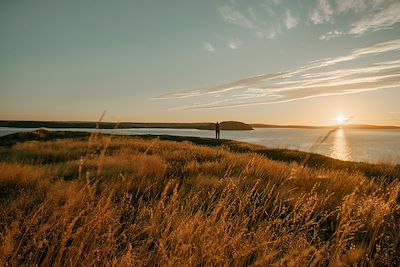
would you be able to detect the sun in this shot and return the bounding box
[336,115,347,124]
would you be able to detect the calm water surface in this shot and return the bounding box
[0,127,399,164]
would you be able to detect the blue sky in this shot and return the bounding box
[1,0,400,125]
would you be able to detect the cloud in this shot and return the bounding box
[153,72,287,99]
[218,5,255,30]
[247,7,258,21]
[310,0,334,24]
[319,1,400,40]
[285,10,298,29]
[155,38,400,110]
[319,30,345,40]
[181,63,400,110]
[228,39,243,49]
[335,0,367,13]
[203,42,215,52]
[348,2,400,35]
[256,25,280,39]
[350,38,400,57]
[218,2,298,39]
[301,38,400,71]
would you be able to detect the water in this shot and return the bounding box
[0,127,399,164]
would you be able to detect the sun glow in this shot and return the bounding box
[336,115,347,124]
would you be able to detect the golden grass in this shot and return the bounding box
[0,135,399,266]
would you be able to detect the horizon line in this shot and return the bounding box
[0,119,399,129]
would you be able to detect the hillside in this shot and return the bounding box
[0,130,399,266]
[0,129,398,180]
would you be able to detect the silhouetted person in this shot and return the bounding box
[215,122,220,139]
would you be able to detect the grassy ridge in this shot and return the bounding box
[2,129,399,181]
[0,130,399,266]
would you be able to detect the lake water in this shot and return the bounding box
[0,127,399,164]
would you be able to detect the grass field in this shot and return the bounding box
[0,129,399,266]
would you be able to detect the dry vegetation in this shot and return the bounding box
[0,131,399,266]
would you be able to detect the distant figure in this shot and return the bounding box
[215,122,220,139]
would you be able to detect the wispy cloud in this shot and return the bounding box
[218,3,277,39]
[219,0,399,41]
[335,0,367,13]
[203,42,215,52]
[310,0,334,25]
[155,38,400,109]
[299,38,400,71]
[349,2,400,35]
[228,39,243,50]
[285,10,298,29]
[218,5,255,30]
[153,73,287,100]
[319,30,345,40]
[256,25,281,40]
[218,2,299,39]
[180,62,400,110]
[319,1,400,40]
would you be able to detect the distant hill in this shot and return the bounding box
[0,120,253,130]
[0,120,211,129]
[198,121,253,131]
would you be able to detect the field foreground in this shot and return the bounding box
[0,130,399,266]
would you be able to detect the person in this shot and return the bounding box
[215,122,220,139]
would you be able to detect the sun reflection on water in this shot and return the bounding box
[330,128,352,161]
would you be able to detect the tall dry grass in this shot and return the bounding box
[0,135,399,266]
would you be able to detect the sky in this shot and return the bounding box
[1,0,400,126]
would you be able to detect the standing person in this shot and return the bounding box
[215,122,220,139]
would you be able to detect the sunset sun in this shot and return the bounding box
[336,115,347,124]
